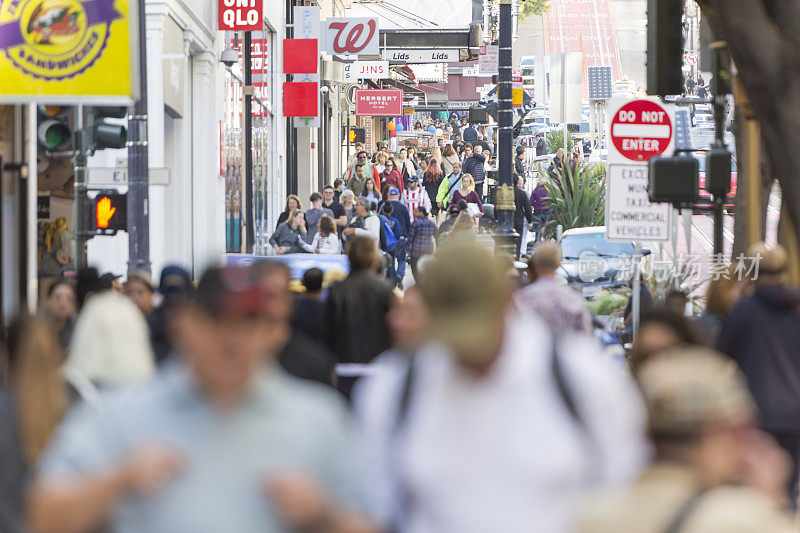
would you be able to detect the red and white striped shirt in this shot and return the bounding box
[402,187,431,221]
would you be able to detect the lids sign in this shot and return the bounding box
[219,0,263,31]
[608,99,675,163]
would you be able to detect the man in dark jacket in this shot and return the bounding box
[462,123,478,143]
[513,175,533,259]
[514,146,526,178]
[322,236,395,397]
[535,133,547,156]
[148,265,194,364]
[717,243,800,506]
[462,145,487,200]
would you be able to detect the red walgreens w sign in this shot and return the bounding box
[219,0,263,31]
[355,89,403,116]
[323,18,379,56]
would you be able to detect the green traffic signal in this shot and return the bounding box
[38,120,71,150]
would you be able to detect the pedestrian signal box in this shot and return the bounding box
[91,191,127,235]
[347,127,365,143]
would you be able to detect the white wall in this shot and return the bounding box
[88,0,231,281]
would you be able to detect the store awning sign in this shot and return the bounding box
[355,89,403,116]
[0,0,139,102]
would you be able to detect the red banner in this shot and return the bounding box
[283,82,318,117]
[354,89,403,116]
[283,39,318,74]
[219,0,263,31]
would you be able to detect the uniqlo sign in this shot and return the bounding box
[354,89,403,116]
[219,0,263,31]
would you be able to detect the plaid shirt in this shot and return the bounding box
[407,216,437,258]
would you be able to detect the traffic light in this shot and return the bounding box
[37,105,74,191]
[469,107,489,124]
[37,105,72,150]
[347,127,365,143]
[706,147,732,197]
[648,154,699,205]
[90,106,128,150]
[91,190,127,234]
[647,0,684,96]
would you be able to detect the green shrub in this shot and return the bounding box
[539,162,606,238]
[587,289,629,316]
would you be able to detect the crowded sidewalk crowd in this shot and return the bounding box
[3,120,800,532]
[3,227,800,532]
[269,121,555,291]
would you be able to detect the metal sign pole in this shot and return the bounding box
[127,0,150,273]
[244,31,254,254]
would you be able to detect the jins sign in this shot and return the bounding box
[343,61,390,82]
[219,0,263,31]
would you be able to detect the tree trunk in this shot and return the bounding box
[731,105,772,258]
[699,0,800,261]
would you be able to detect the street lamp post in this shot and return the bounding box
[494,0,517,256]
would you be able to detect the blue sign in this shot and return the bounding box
[225,253,350,279]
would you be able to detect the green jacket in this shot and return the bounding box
[436,172,468,206]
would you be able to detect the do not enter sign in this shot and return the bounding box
[608,99,675,163]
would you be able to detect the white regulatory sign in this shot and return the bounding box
[605,164,671,242]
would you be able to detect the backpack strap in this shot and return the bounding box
[550,334,584,427]
[662,488,708,533]
[395,353,417,430]
[444,174,463,203]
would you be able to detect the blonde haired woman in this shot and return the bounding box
[430,146,443,168]
[451,173,483,215]
[65,292,155,405]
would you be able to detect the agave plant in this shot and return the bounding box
[545,129,574,155]
[539,161,606,238]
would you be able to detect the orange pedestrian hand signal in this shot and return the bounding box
[91,191,127,234]
[96,196,116,228]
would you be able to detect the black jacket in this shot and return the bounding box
[536,138,547,156]
[279,330,337,387]
[513,186,533,226]
[514,156,525,178]
[322,271,395,365]
[291,296,324,343]
[717,284,800,431]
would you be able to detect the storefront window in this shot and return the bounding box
[222,31,274,254]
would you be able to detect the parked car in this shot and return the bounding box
[693,151,737,212]
[556,226,651,298]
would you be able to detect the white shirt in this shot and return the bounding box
[402,187,431,221]
[299,232,341,254]
[354,315,648,533]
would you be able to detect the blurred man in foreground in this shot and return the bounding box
[578,347,795,532]
[354,239,647,533]
[28,266,375,533]
[252,260,336,387]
